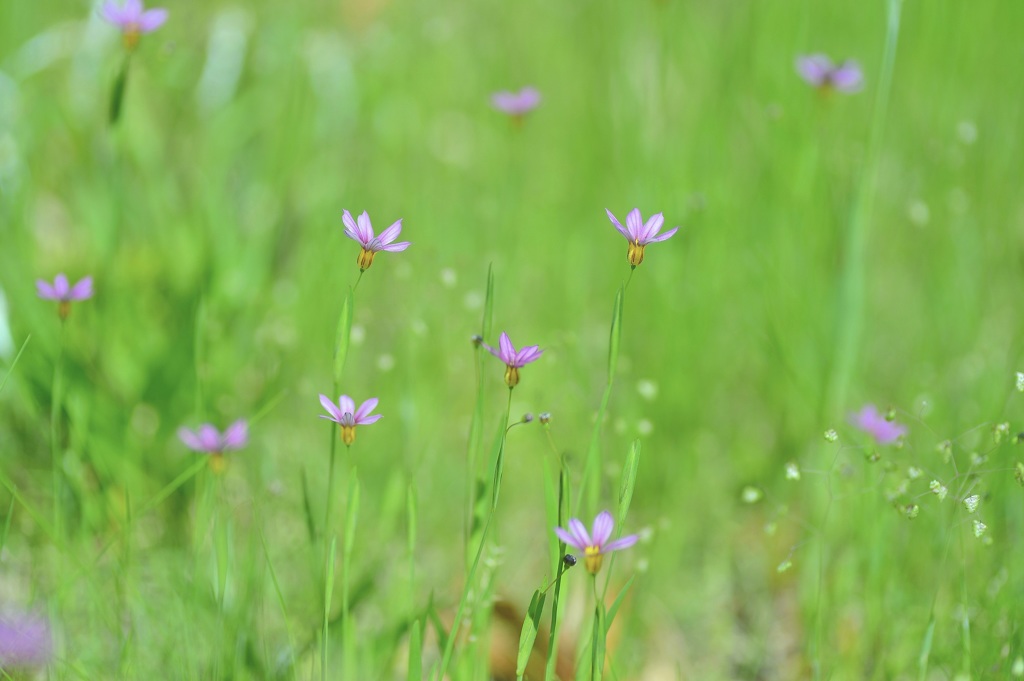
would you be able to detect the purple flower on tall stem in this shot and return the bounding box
[0,611,53,669]
[178,420,248,473]
[491,87,541,119]
[482,332,542,388]
[554,511,638,575]
[36,274,93,320]
[342,210,411,272]
[605,208,679,268]
[101,0,168,49]
[319,394,382,445]
[796,54,864,93]
[851,404,906,445]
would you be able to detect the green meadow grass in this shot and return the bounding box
[2,0,1024,678]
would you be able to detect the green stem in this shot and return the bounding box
[544,457,570,681]
[51,322,66,539]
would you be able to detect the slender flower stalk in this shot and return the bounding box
[101,0,168,50]
[36,274,93,321]
[554,511,638,575]
[178,420,249,473]
[318,394,382,445]
[796,54,864,93]
[605,208,679,268]
[482,332,543,388]
[341,210,410,271]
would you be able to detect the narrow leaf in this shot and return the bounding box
[604,575,635,633]
[483,263,495,341]
[426,591,449,654]
[516,589,548,677]
[300,466,317,544]
[408,619,423,681]
[607,286,624,378]
[109,58,129,125]
[343,470,360,560]
[617,440,641,525]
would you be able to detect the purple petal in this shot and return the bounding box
[338,395,356,417]
[646,226,679,244]
[591,511,615,546]
[796,54,832,86]
[222,420,248,449]
[123,0,143,19]
[380,241,411,252]
[514,345,543,366]
[0,612,53,667]
[498,332,515,364]
[640,212,665,242]
[605,208,631,240]
[482,342,503,361]
[851,404,906,444]
[354,398,379,422]
[319,394,342,421]
[554,526,585,551]
[197,425,221,451]
[69,276,93,300]
[356,212,374,244]
[342,210,362,243]
[36,280,57,300]
[101,1,125,23]
[603,534,639,553]
[567,518,592,548]
[53,274,69,298]
[491,92,517,113]
[376,219,403,245]
[178,427,204,451]
[138,8,168,32]
[358,413,383,425]
[517,87,541,108]
[830,61,864,92]
[625,209,643,240]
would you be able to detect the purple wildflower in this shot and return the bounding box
[554,511,638,575]
[482,332,543,388]
[851,404,906,445]
[0,611,53,669]
[342,210,411,271]
[178,420,248,473]
[36,274,93,320]
[796,54,864,93]
[319,394,382,445]
[101,0,168,49]
[605,208,679,268]
[491,87,541,118]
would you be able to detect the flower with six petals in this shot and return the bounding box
[605,208,679,267]
[178,420,249,473]
[36,274,93,320]
[319,394,382,445]
[101,0,168,49]
[482,332,543,388]
[342,210,411,271]
[554,511,638,575]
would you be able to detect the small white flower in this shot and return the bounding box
[824,429,839,443]
[1016,371,1024,392]
[929,480,948,501]
[907,466,922,480]
[785,461,801,481]
[973,519,987,538]
[963,495,980,513]
[741,486,763,504]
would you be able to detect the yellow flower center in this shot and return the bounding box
[504,364,520,388]
[340,425,356,445]
[208,453,227,475]
[357,248,376,271]
[583,545,603,575]
[627,240,646,267]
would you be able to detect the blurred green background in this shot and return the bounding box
[2,0,1024,678]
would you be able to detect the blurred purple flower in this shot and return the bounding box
[851,404,906,444]
[796,54,863,93]
[554,510,638,575]
[0,611,53,669]
[36,273,93,320]
[319,394,382,445]
[491,87,541,117]
[482,332,542,388]
[342,210,410,271]
[101,0,168,48]
[606,208,679,267]
[178,420,248,472]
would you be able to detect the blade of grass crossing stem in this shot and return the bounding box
[916,615,935,681]
[426,591,449,656]
[516,588,548,679]
[590,600,606,681]
[466,266,495,565]
[321,535,337,681]
[0,334,30,395]
[109,57,129,125]
[617,440,640,525]
[300,466,317,544]
[333,287,354,385]
[605,576,634,634]
[544,460,571,681]
[342,470,360,681]
[582,286,624,512]
[408,619,423,681]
